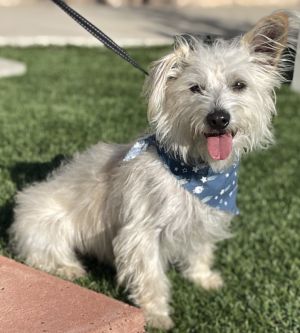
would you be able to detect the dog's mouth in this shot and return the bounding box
[204,130,237,161]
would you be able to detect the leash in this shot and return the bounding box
[50,0,149,76]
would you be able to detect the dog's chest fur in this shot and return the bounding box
[106,145,233,261]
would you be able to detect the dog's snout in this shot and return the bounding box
[206,110,230,130]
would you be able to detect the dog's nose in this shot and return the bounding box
[206,110,230,130]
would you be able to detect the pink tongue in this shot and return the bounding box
[207,133,233,160]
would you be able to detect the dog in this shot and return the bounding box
[9,11,299,330]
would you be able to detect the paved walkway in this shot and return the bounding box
[0,3,299,47]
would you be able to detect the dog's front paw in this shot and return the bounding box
[146,313,174,331]
[189,271,224,290]
[200,271,224,290]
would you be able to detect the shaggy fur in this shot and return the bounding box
[9,11,299,330]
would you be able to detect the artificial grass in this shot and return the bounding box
[0,46,299,333]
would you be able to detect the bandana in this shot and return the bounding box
[124,135,239,215]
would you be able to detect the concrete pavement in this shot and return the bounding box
[0,3,299,47]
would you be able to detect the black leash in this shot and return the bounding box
[51,0,149,76]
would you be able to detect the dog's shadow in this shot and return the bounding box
[1,155,127,303]
[9,154,67,190]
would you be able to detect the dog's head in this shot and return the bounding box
[144,11,298,171]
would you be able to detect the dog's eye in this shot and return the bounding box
[232,81,247,92]
[190,84,204,94]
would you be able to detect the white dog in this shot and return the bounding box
[9,12,299,330]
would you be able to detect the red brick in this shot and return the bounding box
[0,256,145,333]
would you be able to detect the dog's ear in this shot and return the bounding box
[174,34,198,51]
[144,35,192,123]
[242,12,289,66]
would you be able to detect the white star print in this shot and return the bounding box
[201,176,207,183]
[207,175,217,181]
[193,186,204,194]
[178,179,188,185]
[202,196,212,203]
[124,136,239,214]
[224,185,231,192]
[133,142,144,149]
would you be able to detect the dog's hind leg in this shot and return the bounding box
[9,186,86,280]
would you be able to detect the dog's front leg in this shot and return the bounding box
[181,242,224,290]
[113,226,174,330]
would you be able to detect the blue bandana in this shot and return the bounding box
[124,135,239,215]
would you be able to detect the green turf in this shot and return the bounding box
[0,46,299,333]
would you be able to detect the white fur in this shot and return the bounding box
[9,11,299,330]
